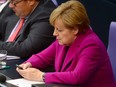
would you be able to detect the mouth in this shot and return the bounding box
[56,38,60,40]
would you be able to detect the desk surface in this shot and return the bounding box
[0,59,81,87]
[0,59,24,79]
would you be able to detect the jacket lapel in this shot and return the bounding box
[61,37,80,71]
[61,30,90,71]
[55,46,69,71]
[5,15,19,41]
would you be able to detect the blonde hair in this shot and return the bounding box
[50,0,90,33]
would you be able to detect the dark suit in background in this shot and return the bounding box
[0,3,15,39]
[0,0,56,58]
[0,3,14,22]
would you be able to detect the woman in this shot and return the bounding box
[16,0,116,87]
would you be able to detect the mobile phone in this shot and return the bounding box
[16,64,23,70]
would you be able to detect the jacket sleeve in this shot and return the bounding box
[26,41,57,69]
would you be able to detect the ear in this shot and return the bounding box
[73,26,79,35]
[27,0,35,6]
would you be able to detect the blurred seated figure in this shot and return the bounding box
[107,21,116,81]
[0,0,56,58]
[16,1,116,87]
[0,1,15,41]
[0,0,9,12]
[52,0,68,6]
[0,0,14,22]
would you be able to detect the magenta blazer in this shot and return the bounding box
[26,29,116,87]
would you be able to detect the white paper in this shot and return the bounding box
[7,55,20,60]
[6,78,44,87]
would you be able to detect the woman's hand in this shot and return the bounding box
[16,67,45,82]
[16,62,32,70]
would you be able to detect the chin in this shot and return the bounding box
[59,42,68,46]
[58,42,64,45]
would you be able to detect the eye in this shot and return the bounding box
[58,29,62,32]
[56,28,62,32]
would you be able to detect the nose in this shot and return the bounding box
[9,3,14,8]
[53,29,58,36]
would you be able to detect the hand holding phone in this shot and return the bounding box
[16,64,23,70]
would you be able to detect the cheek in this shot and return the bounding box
[58,32,74,45]
[15,9,22,14]
[64,35,75,45]
[17,9,26,17]
[57,35,67,45]
[61,35,71,45]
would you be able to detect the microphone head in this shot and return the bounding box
[0,74,6,82]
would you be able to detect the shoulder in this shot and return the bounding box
[29,1,56,21]
[36,0,56,14]
[78,29,106,50]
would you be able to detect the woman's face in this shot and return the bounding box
[53,19,79,46]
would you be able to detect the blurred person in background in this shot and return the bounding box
[0,0,56,58]
[0,0,14,31]
[52,0,68,6]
